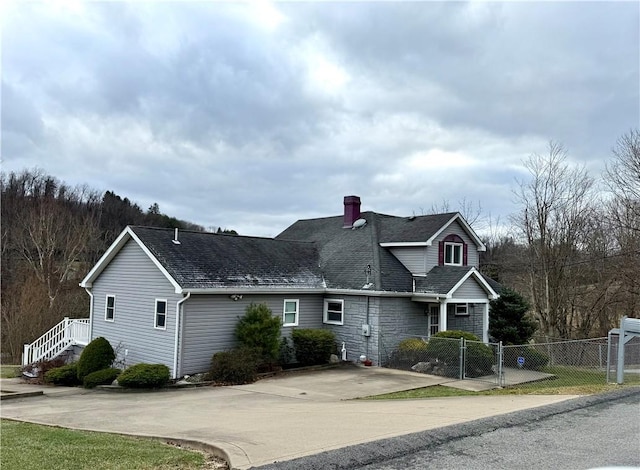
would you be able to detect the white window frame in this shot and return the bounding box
[444,242,463,266]
[455,303,469,316]
[323,299,344,325]
[105,295,115,322]
[154,299,168,330]
[283,299,299,327]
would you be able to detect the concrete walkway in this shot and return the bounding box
[0,366,579,469]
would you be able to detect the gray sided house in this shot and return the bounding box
[79,196,499,378]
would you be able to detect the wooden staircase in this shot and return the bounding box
[22,317,91,366]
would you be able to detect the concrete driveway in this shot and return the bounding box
[0,365,579,469]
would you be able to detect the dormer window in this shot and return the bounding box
[439,234,468,266]
[444,242,463,266]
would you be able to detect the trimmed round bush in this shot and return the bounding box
[208,348,260,385]
[291,329,336,366]
[77,337,115,381]
[83,368,121,389]
[117,364,170,389]
[44,363,81,386]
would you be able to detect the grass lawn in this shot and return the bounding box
[366,366,640,400]
[0,365,20,378]
[0,420,211,470]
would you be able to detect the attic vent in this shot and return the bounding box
[352,218,367,230]
[172,228,181,245]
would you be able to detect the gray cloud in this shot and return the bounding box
[2,2,637,237]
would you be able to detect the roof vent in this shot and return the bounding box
[172,228,181,245]
[352,218,367,230]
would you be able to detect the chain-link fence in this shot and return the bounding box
[381,333,500,385]
[382,333,640,388]
[606,335,640,383]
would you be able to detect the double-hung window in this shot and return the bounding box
[444,242,463,266]
[155,299,167,329]
[283,299,299,326]
[105,295,115,321]
[323,299,344,325]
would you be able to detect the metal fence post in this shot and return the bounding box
[498,341,504,387]
[459,338,465,380]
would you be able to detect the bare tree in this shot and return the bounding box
[512,142,597,338]
[428,197,484,227]
[601,129,640,323]
[14,184,100,308]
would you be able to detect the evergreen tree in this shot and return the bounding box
[489,288,537,345]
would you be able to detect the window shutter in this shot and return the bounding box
[438,241,444,265]
[463,244,468,266]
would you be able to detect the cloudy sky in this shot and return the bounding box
[2,1,638,237]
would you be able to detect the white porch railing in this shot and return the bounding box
[22,317,91,366]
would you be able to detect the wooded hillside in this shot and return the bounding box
[1,169,206,363]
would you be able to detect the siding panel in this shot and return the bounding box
[91,240,181,375]
[180,294,324,374]
[388,247,426,275]
[377,298,428,365]
[452,277,487,298]
[447,303,485,339]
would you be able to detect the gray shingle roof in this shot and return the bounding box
[131,227,324,290]
[414,265,501,296]
[414,266,474,295]
[377,212,458,243]
[276,212,414,292]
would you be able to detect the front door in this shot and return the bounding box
[428,305,440,337]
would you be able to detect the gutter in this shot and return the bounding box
[173,292,191,379]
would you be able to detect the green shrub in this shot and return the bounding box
[44,363,81,386]
[387,337,430,370]
[235,303,282,364]
[503,346,549,371]
[117,364,170,389]
[83,368,121,389]
[398,338,429,352]
[77,337,115,381]
[425,330,494,378]
[291,329,336,366]
[431,330,482,341]
[208,348,260,385]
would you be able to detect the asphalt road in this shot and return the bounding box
[256,387,640,470]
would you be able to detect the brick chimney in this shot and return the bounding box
[343,195,361,228]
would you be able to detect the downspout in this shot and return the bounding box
[173,292,191,379]
[366,295,370,361]
[84,288,94,341]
